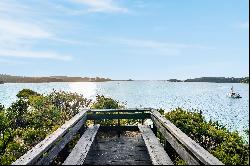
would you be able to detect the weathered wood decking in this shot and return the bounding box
[12,110,88,165]
[63,125,100,165]
[138,125,173,165]
[151,109,223,165]
[12,108,224,165]
[84,130,152,165]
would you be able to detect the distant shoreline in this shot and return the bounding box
[0,75,248,84]
[1,80,249,84]
[0,74,111,84]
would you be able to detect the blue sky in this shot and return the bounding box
[0,0,249,80]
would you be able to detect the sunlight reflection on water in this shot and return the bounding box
[68,82,97,99]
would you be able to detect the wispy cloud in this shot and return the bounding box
[70,0,128,13]
[0,19,52,40]
[0,1,77,61]
[0,50,72,61]
[0,18,73,61]
[102,37,214,56]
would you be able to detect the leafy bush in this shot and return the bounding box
[165,108,249,165]
[0,89,91,165]
[6,99,29,129]
[91,95,139,126]
[90,95,122,126]
[0,104,4,112]
[16,89,40,99]
[91,95,123,109]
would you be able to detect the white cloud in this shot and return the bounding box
[0,1,77,61]
[70,0,128,13]
[0,19,52,40]
[0,50,72,61]
[0,18,73,61]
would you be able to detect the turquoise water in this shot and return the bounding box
[0,81,249,139]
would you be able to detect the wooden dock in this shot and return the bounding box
[12,109,224,165]
[83,130,152,165]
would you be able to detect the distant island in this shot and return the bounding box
[241,77,249,83]
[167,79,182,82]
[184,77,249,83]
[167,77,249,83]
[0,74,111,83]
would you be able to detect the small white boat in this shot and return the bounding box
[227,86,242,99]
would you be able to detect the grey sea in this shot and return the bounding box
[0,81,249,140]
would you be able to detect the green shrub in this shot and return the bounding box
[0,104,4,112]
[6,99,29,129]
[90,95,139,126]
[16,89,40,99]
[91,95,122,126]
[48,90,92,120]
[165,108,249,165]
[0,89,91,165]
[91,95,123,109]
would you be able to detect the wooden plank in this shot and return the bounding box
[89,108,152,113]
[84,131,152,165]
[151,110,224,165]
[12,109,89,165]
[152,115,200,165]
[87,113,151,120]
[138,125,173,165]
[63,124,100,165]
[99,126,139,132]
[36,115,87,165]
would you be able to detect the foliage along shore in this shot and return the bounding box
[0,89,249,165]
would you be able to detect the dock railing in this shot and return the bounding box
[12,108,223,165]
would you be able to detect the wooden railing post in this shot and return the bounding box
[117,110,121,137]
[118,110,120,127]
[141,110,144,125]
[152,123,157,136]
[150,110,224,165]
[12,110,88,165]
[93,112,96,125]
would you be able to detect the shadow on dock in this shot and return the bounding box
[84,131,152,165]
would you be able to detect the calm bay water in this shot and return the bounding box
[0,81,249,139]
